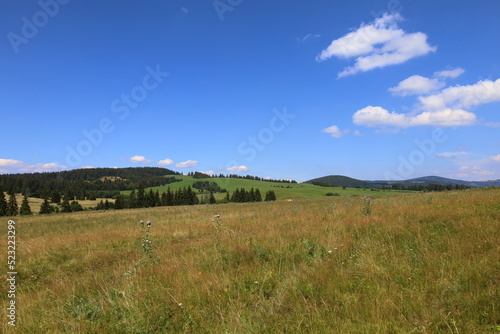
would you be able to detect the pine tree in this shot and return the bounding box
[7,193,18,216]
[154,190,161,207]
[137,184,145,208]
[249,188,256,202]
[161,191,168,206]
[70,200,84,212]
[51,190,61,204]
[165,187,174,206]
[255,188,262,202]
[128,189,137,208]
[225,192,230,203]
[114,195,125,210]
[39,198,53,214]
[265,190,276,201]
[0,188,7,216]
[19,194,32,215]
[209,191,216,204]
[61,198,72,213]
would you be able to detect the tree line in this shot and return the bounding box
[0,167,181,199]
[187,171,297,184]
[0,185,278,216]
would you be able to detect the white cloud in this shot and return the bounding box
[389,75,445,96]
[298,33,320,42]
[491,155,500,162]
[353,130,363,136]
[226,165,249,173]
[0,158,67,174]
[353,106,476,127]
[128,155,153,164]
[0,159,24,167]
[158,159,174,166]
[434,68,465,79]
[176,160,198,168]
[419,78,500,111]
[322,125,349,138]
[317,13,436,77]
[199,170,215,176]
[436,151,469,159]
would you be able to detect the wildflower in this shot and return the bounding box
[328,250,333,254]
[215,213,221,219]
[178,303,183,307]
[140,220,144,226]
[146,220,151,227]
[254,281,258,284]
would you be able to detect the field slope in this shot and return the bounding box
[135,175,411,200]
[2,189,499,333]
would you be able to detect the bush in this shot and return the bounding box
[325,192,340,196]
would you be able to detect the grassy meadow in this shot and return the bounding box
[126,175,413,201]
[1,189,499,333]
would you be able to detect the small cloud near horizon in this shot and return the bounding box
[176,160,199,168]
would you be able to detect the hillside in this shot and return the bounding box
[0,167,181,199]
[307,175,500,188]
[131,175,411,201]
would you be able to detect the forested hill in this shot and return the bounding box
[0,167,181,199]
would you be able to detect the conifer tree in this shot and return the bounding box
[7,193,18,216]
[209,191,216,204]
[165,187,174,206]
[51,190,61,204]
[255,188,262,202]
[0,188,7,216]
[128,189,137,208]
[70,200,84,212]
[249,188,256,202]
[137,184,145,208]
[61,198,72,213]
[39,198,53,214]
[114,195,125,210]
[19,194,32,215]
[154,190,161,207]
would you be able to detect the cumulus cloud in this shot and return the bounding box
[157,159,174,166]
[322,125,349,138]
[389,75,445,96]
[418,78,500,111]
[226,165,249,172]
[353,76,500,128]
[491,155,500,162]
[353,106,476,127]
[434,68,465,79]
[0,158,67,174]
[199,170,215,176]
[128,155,153,164]
[317,13,436,77]
[176,160,198,168]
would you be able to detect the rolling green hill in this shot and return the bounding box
[128,175,411,200]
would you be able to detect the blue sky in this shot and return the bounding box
[1,0,499,181]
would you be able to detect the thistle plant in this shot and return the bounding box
[361,196,373,216]
[125,220,154,276]
[141,220,153,258]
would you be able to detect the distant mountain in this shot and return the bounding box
[305,175,500,188]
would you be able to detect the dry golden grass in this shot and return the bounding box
[1,189,499,333]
